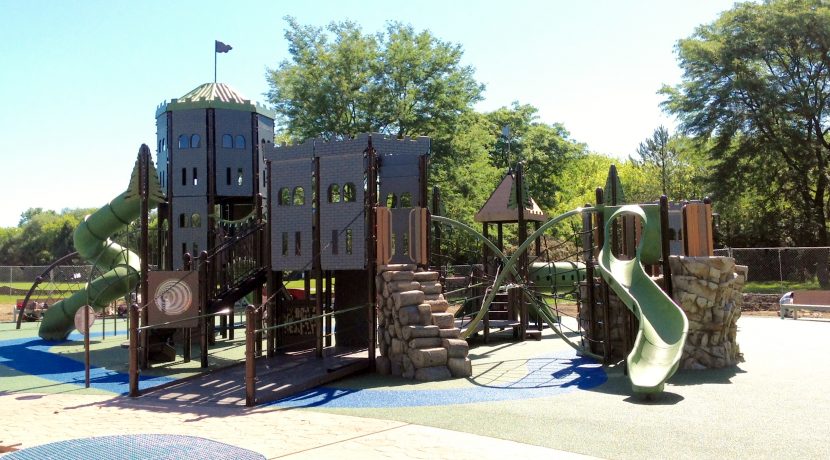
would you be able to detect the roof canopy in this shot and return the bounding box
[474,171,547,223]
[156,82,274,118]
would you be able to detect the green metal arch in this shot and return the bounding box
[432,210,601,359]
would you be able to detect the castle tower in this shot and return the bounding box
[155,83,275,269]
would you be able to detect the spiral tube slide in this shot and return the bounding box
[39,154,163,341]
[596,205,688,394]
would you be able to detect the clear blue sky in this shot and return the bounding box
[0,0,740,228]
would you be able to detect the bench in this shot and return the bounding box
[780,290,830,320]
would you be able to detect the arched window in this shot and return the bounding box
[293,187,305,206]
[222,134,233,148]
[179,213,189,228]
[343,183,356,202]
[386,193,397,208]
[278,187,290,205]
[235,135,246,149]
[328,184,341,203]
[400,192,412,208]
[190,134,201,148]
[178,134,188,149]
[158,139,163,153]
[191,213,201,227]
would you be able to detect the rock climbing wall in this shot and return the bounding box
[670,256,748,369]
[375,264,472,381]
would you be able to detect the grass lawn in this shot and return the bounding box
[743,279,822,294]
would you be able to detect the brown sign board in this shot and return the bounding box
[147,271,200,328]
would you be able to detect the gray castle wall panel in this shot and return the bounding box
[215,110,253,197]
[155,114,169,197]
[170,109,208,197]
[372,135,429,157]
[171,197,208,270]
[270,158,313,270]
[320,154,365,270]
[256,115,275,196]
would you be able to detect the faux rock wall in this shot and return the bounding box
[670,256,748,369]
[375,264,472,381]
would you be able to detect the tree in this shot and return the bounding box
[266,17,483,142]
[662,0,830,251]
[485,103,587,211]
[632,126,674,197]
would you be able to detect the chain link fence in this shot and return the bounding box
[713,247,830,294]
[0,265,93,295]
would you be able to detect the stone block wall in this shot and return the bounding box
[375,264,472,381]
[670,256,748,369]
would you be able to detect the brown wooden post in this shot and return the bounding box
[139,146,151,370]
[265,160,277,357]
[183,253,192,363]
[596,187,611,363]
[245,304,256,407]
[129,302,140,397]
[365,136,378,369]
[660,195,674,298]
[515,163,528,341]
[255,194,264,356]
[199,251,210,368]
[313,157,324,358]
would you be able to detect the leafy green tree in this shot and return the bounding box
[662,0,830,251]
[266,17,483,142]
[485,103,587,211]
[632,126,674,197]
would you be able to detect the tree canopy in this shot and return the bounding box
[662,0,830,248]
[266,17,483,141]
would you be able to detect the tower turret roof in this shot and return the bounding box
[156,82,275,118]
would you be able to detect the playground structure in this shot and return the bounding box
[18,81,744,402]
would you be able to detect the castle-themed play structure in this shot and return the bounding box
[20,82,746,403]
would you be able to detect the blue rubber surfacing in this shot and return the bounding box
[0,332,174,394]
[3,434,265,460]
[269,349,607,409]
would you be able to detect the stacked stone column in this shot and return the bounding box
[670,256,747,369]
[376,264,472,381]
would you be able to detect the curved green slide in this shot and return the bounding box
[596,205,688,394]
[39,150,164,341]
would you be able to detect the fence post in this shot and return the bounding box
[129,303,140,397]
[245,305,256,407]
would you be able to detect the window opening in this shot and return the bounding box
[328,184,341,203]
[386,193,397,208]
[191,213,201,227]
[282,232,288,256]
[226,168,231,186]
[235,135,245,149]
[295,232,302,256]
[345,229,353,255]
[279,187,290,205]
[293,187,305,206]
[237,168,243,186]
[190,134,200,148]
[400,192,412,208]
[178,134,188,149]
[343,183,356,202]
[181,168,187,186]
[222,134,233,148]
[192,167,198,186]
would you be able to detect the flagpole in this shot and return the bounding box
[214,49,217,83]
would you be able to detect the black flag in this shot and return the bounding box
[215,40,232,53]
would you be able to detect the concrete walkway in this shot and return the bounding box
[0,391,589,459]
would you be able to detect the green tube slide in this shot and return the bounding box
[39,152,163,341]
[596,205,688,394]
